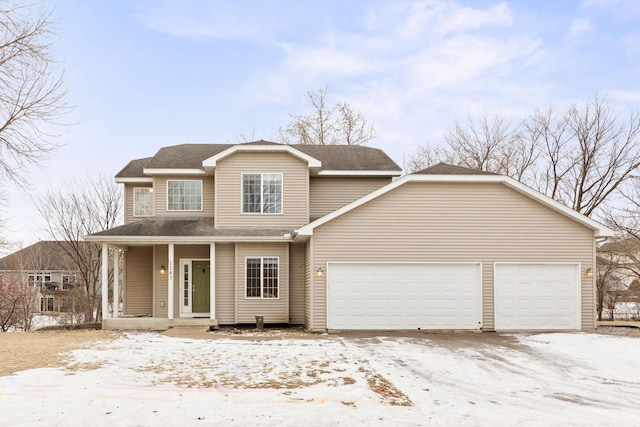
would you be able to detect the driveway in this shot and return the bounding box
[1,328,639,426]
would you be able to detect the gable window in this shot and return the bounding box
[246,257,279,298]
[167,180,202,211]
[133,187,153,217]
[242,173,282,214]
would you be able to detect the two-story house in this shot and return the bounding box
[87,141,614,331]
[0,241,78,313]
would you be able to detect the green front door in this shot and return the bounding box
[192,261,210,313]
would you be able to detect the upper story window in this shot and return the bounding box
[242,173,282,214]
[167,180,202,211]
[28,272,52,286]
[133,187,153,217]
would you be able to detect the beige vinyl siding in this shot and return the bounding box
[215,243,235,324]
[235,242,289,323]
[289,243,305,324]
[124,246,153,315]
[310,182,595,331]
[309,177,391,219]
[215,152,308,228]
[124,184,153,224]
[153,175,214,217]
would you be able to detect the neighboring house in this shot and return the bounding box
[0,241,78,313]
[86,141,614,331]
[597,239,640,319]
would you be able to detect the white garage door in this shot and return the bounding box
[327,262,482,330]
[494,263,580,330]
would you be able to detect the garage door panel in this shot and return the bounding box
[327,262,481,330]
[494,263,580,330]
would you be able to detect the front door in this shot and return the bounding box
[192,261,210,313]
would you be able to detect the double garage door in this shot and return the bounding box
[326,262,581,330]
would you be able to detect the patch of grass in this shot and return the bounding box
[0,330,116,377]
[365,372,413,406]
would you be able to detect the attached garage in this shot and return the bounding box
[494,263,581,330]
[327,262,482,330]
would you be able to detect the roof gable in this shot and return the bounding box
[201,141,322,169]
[296,168,615,238]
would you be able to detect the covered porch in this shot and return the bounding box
[100,241,219,330]
[87,217,296,330]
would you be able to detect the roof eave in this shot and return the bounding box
[142,168,207,175]
[317,170,403,177]
[84,235,295,244]
[115,177,153,183]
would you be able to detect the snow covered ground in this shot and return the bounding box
[1,331,640,426]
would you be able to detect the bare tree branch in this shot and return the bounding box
[280,87,377,145]
[36,174,122,322]
[405,96,640,219]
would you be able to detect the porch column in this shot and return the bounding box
[168,243,174,320]
[101,243,109,320]
[210,243,216,320]
[113,249,119,318]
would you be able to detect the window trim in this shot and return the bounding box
[245,256,280,299]
[240,172,283,215]
[133,187,154,217]
[166,179,203,212]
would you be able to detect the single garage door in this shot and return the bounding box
[494,263,580,330]
[327,262,482,330]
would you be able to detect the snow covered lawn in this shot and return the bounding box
[1,330,640,426]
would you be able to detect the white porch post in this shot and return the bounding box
[168,243,174,320]
[113,249,119,319]
[101,243,109,320]
[210,243,216,320]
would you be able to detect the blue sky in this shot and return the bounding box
[4,0,640,251]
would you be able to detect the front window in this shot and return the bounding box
[246,257,279,298]
[242,173,282,214]
[167,180,202,211]
[134,187,153,216]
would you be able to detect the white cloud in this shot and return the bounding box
[567,17,593,38]
[581,0,640,19]
[243,0,542,161]
[134,1,279,42]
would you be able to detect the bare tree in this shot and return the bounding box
[280,87,378,145]
[37,174,122,322]
[0,1,69,245]
[405,96,640,218]
[0,271,37,331]
[0,1,68,186]
[595,253,626,321]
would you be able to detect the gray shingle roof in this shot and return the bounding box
[292,144,400,171]
[414,162,497,175]
[115,141,401,178]
[0,241,89,271]
[90,217,294,238]
[116,157,153,178]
